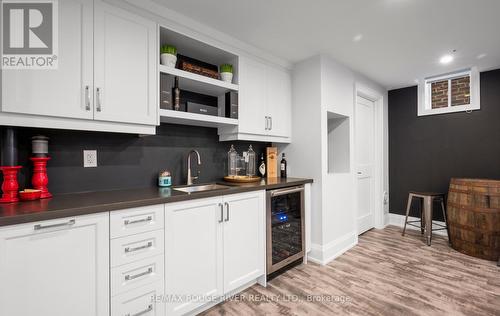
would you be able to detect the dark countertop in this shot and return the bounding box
[0,178,312,227]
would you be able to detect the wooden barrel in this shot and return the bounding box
[447,178,500,261]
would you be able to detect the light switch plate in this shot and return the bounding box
[83,150,97,168]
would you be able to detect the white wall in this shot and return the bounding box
[281,55,388,264]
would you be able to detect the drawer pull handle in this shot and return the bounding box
[34,219,75,231]
[125,267,153,281]
[124,241,153,253]
[124,216,152,226]
[125,304,153,316]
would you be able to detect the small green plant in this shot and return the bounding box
[220,64,233,73]
[160,45,177,55]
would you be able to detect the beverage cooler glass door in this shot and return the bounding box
[266,186,305,274]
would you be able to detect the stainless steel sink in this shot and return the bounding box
[173,183,231,194]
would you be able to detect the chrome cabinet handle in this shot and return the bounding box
[124,216,152,226]
[270,186,304,197]
[85,86,91,111]
[96,87,102,112]
[218,203,224,223]
[265,116,269,130]
[126,304,153,316]
[269,116,273,130]
[34,219,75,231]
[124,267,153,281]
[124,241,153,253]
[224,202,229,222]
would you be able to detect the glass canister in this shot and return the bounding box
[247,145,256,176]
[158,170,172,187]
[227,145,237,176]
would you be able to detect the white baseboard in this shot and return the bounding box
[307,231,358,265]
[388,213,448,236]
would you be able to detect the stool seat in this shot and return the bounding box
[402,191,449,246]
[409,191,445,197]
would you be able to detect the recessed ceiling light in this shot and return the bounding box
[353,34,363,42]
[440,54,454,64]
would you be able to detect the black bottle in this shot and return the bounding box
[280,153,287,178]
[259,153,266,177]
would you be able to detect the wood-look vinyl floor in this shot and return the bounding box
[202,226,500,316]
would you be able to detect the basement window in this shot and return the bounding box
[417,68,480,116]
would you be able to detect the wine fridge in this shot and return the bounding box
[266,185,305,275]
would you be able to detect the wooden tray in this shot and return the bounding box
[223,176,262,183]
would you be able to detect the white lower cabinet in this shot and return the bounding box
[111,281,165,316]
[165,191,266,316]
[0,213,109,316]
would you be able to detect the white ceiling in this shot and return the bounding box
[152,0,500,89]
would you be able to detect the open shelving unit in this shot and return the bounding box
[159,64,238,96]
[158,26,239,128]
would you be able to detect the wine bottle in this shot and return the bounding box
[259,153,266,177]
[280,153,287,178]
[173,76,180,111]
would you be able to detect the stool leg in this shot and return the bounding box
[440,198,450,245]
[420,198,425,235]
[402,194,413,236]
[424,197,433,246]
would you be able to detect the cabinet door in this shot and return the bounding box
[223,191,265,293]
[94,1,157,125]
[267,66,292,138]
[0,213,109,316]
[165,197,223,316]
[1,0,93,119]
[238,56,268,135]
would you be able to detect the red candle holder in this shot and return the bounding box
[0,166,22,203]
[30,157,52,199]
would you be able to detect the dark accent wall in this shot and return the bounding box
[389,69,500,220]
[2,124,268,195]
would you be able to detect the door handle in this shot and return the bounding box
[84,85,91,111]
[224,202,229,222]
[265,116,269,130]
[124,216,152,226]
[34,219,75,231]
[124,267,153,281]
[126,304,153,316]
[269,116,272,130]
[124,241,153,253]
[218,203,224,223]
[96,87,102,112]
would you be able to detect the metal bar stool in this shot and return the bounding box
[402,191,449,245]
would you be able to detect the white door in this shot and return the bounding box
[94,1,157,125]
[165,197,223,316]
[223,191,265,293]
[238,56,268,135]
[0,213,109,316]
[266,66,292,138]
[356,96,375,234]
[1,0,94,119]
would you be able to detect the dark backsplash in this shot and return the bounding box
[388,69,500,220]
[3,123,269,195]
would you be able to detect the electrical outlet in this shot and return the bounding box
[83,150,97,168]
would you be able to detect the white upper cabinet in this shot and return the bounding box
[219,56,292,143]
[267,66,292,138]
[238,56,268,135]
[0,0,158,133]
[0,213,109,316]
[1,0,94,120]
[94,1,157,125]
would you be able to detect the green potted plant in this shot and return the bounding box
[219,64,233,83]
[160,45,177,68]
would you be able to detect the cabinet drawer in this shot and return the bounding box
[111,281,164,316]
[111,229,164,267]
[111,255,164,296]
[111,205,164,238]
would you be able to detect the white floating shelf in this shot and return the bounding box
[159,64,238,96]
[159,109,238,128]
